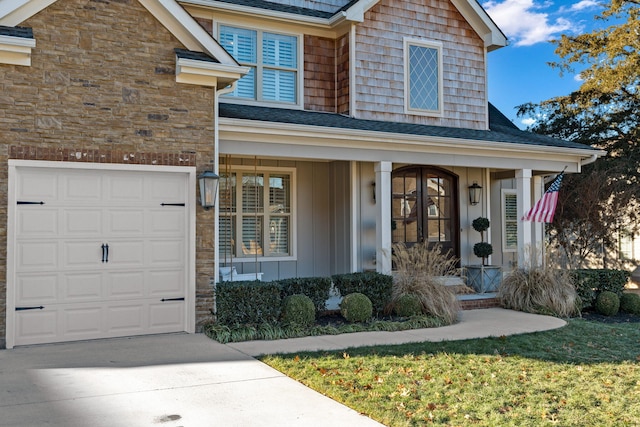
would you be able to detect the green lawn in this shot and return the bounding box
[262,319,640,426]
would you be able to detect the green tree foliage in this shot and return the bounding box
[517,0,640,267]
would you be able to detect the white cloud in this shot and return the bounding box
[483,0,578,46]
[574,73,584,82]
[521,117,537,126]
[568,0,599,12]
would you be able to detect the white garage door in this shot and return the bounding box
[10,165,192,347]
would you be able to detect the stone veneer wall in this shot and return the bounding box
[0,0,219,346]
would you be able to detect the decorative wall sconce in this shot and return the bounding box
[371,181,376,203]
[198,171,219,210]
[468,181,482,206]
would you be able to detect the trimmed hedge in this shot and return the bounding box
[332,272,393,316]
[570,269,630,309]
[216,272,394,326]
[278,276,333,313]
[215,280,281,326]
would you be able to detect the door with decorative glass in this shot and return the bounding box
[392,166,460,261]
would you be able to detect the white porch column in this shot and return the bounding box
[375,161,392,274]
[532,175,544,267]
[516,169,532,267]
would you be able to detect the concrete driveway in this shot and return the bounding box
[0,334,383,427]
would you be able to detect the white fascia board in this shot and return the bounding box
[0,34,36,66]
[343,0,380,22]
[218,117,605,162]
[179,0,371,29]
[180,0,332,26]
[175,56,248,87]
[138,0,240,66]
[450,0,507,50]
[0,0,56,26]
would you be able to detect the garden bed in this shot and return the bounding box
[581,310,640,323]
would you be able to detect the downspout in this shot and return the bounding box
[212,82,237,318]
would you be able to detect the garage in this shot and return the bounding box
[6,161,196,348]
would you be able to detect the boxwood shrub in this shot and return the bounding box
[332,272,393,316]
[570,269,630,309]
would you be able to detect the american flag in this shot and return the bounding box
[522,173,564,223]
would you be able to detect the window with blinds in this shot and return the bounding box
[220,25,298,104]
[503,190,518,252]
[404,38,443,116]
[218,168,293,259]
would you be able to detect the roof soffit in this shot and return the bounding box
[218,117,604,171]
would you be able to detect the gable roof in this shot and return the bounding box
[0,0,239,66]
[181,0,507,50]
[218,102,601,153]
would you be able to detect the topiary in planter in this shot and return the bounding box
[595,291,620,316]
[281,294,316,327]
[620,293,640,315]
[472,217,490,234]
[340,292,373,323]
[473,242,493,259]
[393,293,423,317]
[471,217,492,266]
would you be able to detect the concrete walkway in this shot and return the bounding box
[229,308,566,357]
[0,309,565,427]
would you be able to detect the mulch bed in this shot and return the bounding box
[581,310,640,324]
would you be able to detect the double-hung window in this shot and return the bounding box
[404,38,443,116]
[218,167,294,260]
[219,25,298,104]
[502,189,518,252]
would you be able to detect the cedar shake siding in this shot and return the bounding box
[304,35,336,112]
[336,33,350,115]
[0,0,218,335]
[355,0,487,129]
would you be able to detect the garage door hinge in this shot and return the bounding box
[161,203,185,207]
[16,306,44,311]
[17,201,45,205]
[161,297,185,302]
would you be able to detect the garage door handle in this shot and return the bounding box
[101,244,109,263]
[161,297,185,302]
[16,306,44,311]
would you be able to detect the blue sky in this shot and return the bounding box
[483,0,607,128]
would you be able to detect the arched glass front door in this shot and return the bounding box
[391,166,460,260]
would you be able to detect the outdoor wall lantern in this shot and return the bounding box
[198,171,219,210]
[468,181,482,206]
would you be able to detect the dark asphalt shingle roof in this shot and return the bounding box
[175,48,220,63]
[211,0,336,18]
[219,103,598,151]
[0,26,34,38]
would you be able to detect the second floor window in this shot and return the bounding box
[220,25,298,104]
[404,38,443,116]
